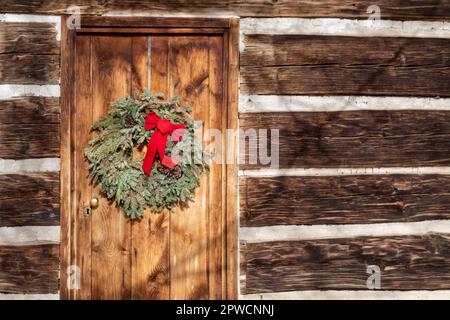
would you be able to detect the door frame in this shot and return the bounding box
[60,16,239,300]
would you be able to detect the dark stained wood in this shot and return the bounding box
[239,111,450,169]
[241,175,450,227]
[0,97,60,124]
[0,22,59,54]
[1,1,449,21]
[242,234,450,293]
[242,35,450,67]
[78,27,227,35]
[0,124,59,159]
[0,244,59,294]
[241,65,450,96]
[80,17,230,28]
[241,35,450,96]
[0,54,59,85]
[0,173,59,227]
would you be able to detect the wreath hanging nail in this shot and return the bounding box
[84,91,209,219]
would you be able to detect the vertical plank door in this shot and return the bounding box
[71,31,229,299]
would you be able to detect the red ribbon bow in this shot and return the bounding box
[142,112,185,176]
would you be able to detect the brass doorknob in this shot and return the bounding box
[90,197,99,209]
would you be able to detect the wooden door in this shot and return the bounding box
[60,18,238,300]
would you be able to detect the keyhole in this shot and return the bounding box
[84,206,91,216]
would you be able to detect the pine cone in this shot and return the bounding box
[125,115,135,128]
[168,166,182,179]
[157,165,171,175]
[157,164,183,179]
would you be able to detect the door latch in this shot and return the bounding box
[84,206,91,216]
[83,197,99,216]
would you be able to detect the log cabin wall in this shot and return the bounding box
[1,1,450,300]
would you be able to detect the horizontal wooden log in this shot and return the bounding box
[1,1,449,20]
[241,35,450,67]
[0,97,60,124]
[0,173,60,227]
[0,123,60,159]
[239,111,450,169]
[0,22,59,55]
[240,175,450,227]
[241,35,450,96]
[0,244,59,294]
[0,54,60,85]
[242,233,450,293]
[241,64,450,96]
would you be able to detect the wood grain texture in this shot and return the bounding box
[63,21,234,300]
[0,97,60,124]
[207,35,224,300]
[169,36,211,300]
[71,34,92,300]
[91,35,132,300]
[0,95,60,159]
[241,35,450,96]
[80,17,230,28]
[0,124,60,159]
[130,35,171,300]
[240,175,450,227]
[239,111,450,169]
[59,16,74,300]
[0,173,59,227]
[0,244,59,294]
[0,54,59,85]
[1,1,449,21]
[226,18,240,300]
[0,22,59,55]
[242,234,450,293]
[0,22,59,86]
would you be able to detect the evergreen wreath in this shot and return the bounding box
[84,91,209,219]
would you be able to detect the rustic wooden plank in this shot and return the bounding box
[0,124,60,159]
[241,35,450,67]
[169,36,210,300]
[242,234,450,293]
[0,244,59,294]
[240,35,450,96]
[0,173,59,227]
[0,54,59,85]
[0,97,59,124]
[131,35,170,300]
[80,17,230,28]
[1,1,449,21]
[91,35,132,300]
[72,34,92,300]
[130,35,171,300]
[240,175,450,227]
[59,16,74,300]
[239,111,450,169]
[207,35,224,300]
[241,65,450,97]
[226,18,240,300]
[0,22,59,55]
